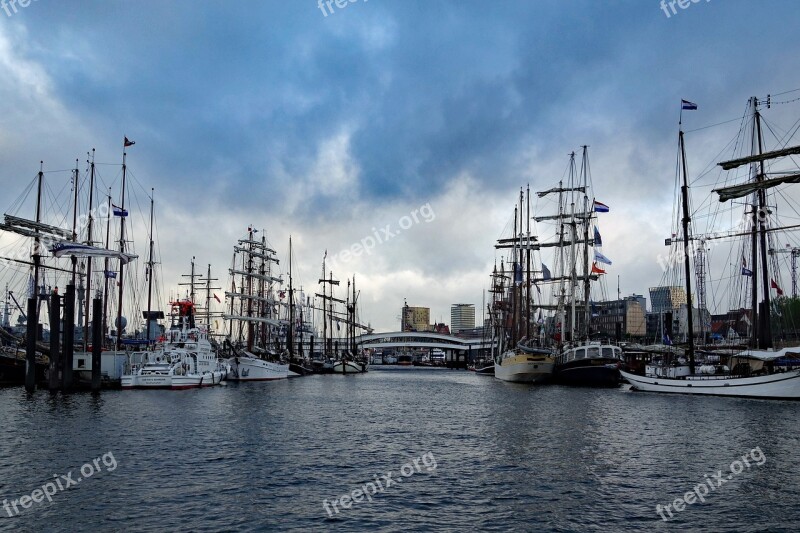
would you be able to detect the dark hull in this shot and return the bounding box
[554,358,620,387]
[0,353,48,386]
[289,363,314,376]
[473,364,495,376]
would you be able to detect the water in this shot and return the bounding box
[1,367,798,532]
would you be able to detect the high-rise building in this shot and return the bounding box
[450,304,475,334]
[401,305,431,332]
[649,286,687,313]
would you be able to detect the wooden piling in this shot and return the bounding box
[48,293,61,391]
[91,298,102,391]
[62,285,75,389]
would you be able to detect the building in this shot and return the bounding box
[591,297,646,339]
[649,286,687,313]
[450,304,475,334]
[628,294,647,313]
[401,305,431,332]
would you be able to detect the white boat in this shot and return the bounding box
[227,351,289,381]
[332,358,368,374]
[623,98,800,400]
[222,229,291,381]
[122,300,227,390]
[621,348,800,399]
[494,349,554,383]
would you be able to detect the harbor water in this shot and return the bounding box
[1,368,798,532]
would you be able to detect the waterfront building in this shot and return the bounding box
[450,303,475,334]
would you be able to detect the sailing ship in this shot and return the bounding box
[491,187,555,383]
[223,228,291,381]
[315,254,370,374]
[620,97,800,399]
[541,147,623,387]
[122,299,226,389]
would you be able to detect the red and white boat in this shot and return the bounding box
[122,300,227,390]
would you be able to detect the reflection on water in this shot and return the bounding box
[1,369,798,531]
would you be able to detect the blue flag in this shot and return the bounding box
[541,263,552,280]
[594,227,602,246]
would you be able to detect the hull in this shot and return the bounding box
[555,359,621,387]
[332,361,368,374]
[121,370,225,390]
[227,356,289,381]
[473,364,495,376]
[494,353,554,383]
[620,368,800,399]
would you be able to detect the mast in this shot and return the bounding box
[71,160,79,283]
[145,189,155,341]
[679,129,696,372]
[33,163,44,301]
[557,180,566,346]
[754,99,772,349]
[246,228,254,351]
[114,147,128,350]
[287,237,294,359]
[568,153,578,343]
[83,149,96,347]
[102,191,112,343]
[581,147,591,340]
[511,202,518,347]
[525,185,531,342]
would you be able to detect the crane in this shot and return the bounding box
[768,246,800,298]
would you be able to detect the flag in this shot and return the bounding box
[124,137,135,147]
[663,334,672,345]
[771,279,784,296]
[593,200,609,213]
[112,204,128,217]
[594,227,602,246]
[681,100,698,110]
[213,293,221,303]
[514,262,523,285]
[279,290,286,299]
[591,262,606,274]
[741,257,752,277]
[594,250,612,265]
[104,270,117,279]
[541,263,552,280]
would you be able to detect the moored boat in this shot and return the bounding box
[554,343,622,387]
[122,300,226,389]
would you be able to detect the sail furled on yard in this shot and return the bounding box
[50,242,138,264]
[712,172,800,202]
[718,145,800,170]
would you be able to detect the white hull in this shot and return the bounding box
[227,355,289,381]
[620,368,800,399]
[494,353,554,383]
[121,370,225,390]
[332,360,368,374]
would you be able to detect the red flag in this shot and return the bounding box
[771,279,784,296]
[124,137,135,147]
[213,293,221,303]
[591,262,606,274]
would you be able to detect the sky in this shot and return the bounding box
[2,0,800,333]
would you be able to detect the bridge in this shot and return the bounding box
[356,331,495,367]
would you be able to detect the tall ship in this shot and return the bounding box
[315,254,370,374]
[538,148,623,386]
[490,187,555,383]
[223,228,290,381]
[620,97,800,399]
